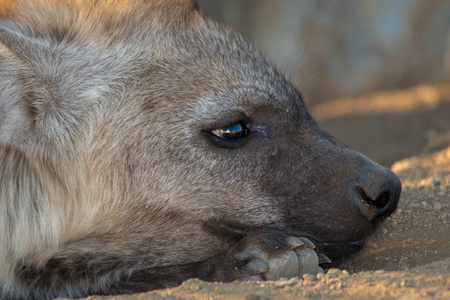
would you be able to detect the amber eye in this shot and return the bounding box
[211,122,248,140]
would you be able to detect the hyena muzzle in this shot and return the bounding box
[0,0,401,299]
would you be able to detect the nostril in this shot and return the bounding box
[357,187,391,209]
[373,192,390,208]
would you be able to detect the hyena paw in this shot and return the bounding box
[234,237,330,281]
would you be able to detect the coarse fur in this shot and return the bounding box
[0,1,401,299]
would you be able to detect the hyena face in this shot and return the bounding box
[0,0,401,299]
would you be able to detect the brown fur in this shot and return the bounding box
[0,1,401,299]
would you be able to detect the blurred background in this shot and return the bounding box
[198,0,450,167]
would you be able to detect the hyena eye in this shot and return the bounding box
[211,122,249,140]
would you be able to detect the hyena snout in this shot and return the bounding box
[353,165,402,222]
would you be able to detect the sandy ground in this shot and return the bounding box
[67,82,450,300]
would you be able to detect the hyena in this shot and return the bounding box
[0,0,401,299]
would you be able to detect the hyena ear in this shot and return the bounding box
[0,26,88,149]
[0,34,35,147]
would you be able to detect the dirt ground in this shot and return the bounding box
[69,82,450,300]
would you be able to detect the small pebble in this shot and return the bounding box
[434,202,442,210]
[327,268,340,275]
[341,270,350,278]
[400,279,415,287]
[303,274,315,281]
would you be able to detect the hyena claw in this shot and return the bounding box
[242,258,269,276]
[264,250,300,280]
[236,236,322,281]
[298,237,316,250]
[294,247,319,276]
[318,252,332,264]
[287,236,316,250]
[286,236,305,248]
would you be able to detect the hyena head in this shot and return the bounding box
[0,0,401,298]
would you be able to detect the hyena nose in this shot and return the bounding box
[355,167,402,222]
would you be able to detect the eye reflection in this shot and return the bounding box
[211,122,248,140]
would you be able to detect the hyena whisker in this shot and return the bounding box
[239,203,297,215]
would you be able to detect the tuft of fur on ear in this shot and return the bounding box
[0,24,83,151]
[0,34,33,147]
[0,19,114,154]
